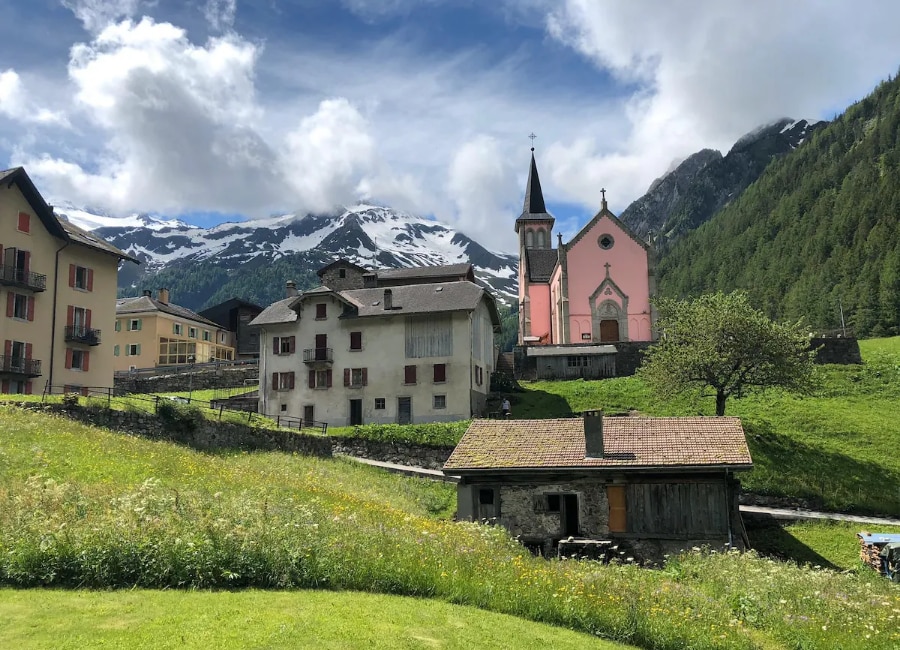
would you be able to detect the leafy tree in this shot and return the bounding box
[639,291,817,416]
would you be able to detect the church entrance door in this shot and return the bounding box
[599,319,619,342]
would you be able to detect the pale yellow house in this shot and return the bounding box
[114,289,235,371]
[1,167,137,395]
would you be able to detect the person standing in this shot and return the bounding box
[501,397,511,417]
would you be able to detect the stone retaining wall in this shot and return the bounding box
[113,368,259,394]
[330,438,454,470]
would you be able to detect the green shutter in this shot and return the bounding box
[115,320,121,332]
[114,345,120,357]
[136,319,142,331]
[136,344,141,355]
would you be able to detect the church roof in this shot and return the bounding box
[524,248,558,283]
[565,200,652,253]
[516,151,554,227]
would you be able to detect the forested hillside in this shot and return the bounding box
[658,74,900,336]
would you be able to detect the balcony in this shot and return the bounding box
[303,347,333,364]
[0,265,47,292]
[0,355,42,377]
[65,326,102,346]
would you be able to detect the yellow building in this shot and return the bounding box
[114,289,235,371]
[1,167,137,395]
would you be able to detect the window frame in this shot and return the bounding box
[374,397,386,410]
[12,293,28,320]
[315,303,327,320]
[433,394,447,409]
[404,364,417,385]
[349,331,362,351]
[129,319,141,331]
[71,349,86,371]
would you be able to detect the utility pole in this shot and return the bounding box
[838,299,846,337]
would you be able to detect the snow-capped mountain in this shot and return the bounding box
[55,204,518,311]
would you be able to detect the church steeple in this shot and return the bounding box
[523,151,547,215]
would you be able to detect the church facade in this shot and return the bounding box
[515,151,657,378]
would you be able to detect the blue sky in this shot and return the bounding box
[2,1,900,251]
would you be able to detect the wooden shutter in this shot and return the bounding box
[361,368,368,386]
[68,264,76,287]
[136,320,141,331]
[67,305,75,327]
[22,251,29,275]
[26,297,34,322]
[65,349,73,369]
[405,365,416,384]
[5,293,13,318]
[607,486,627,533]
[308,370,316,388]
[272,373,279,390]
[17,212,30,233]
[85,309,92,329]
[24,343,32,359]
[433,363,446,382]
[24,381,32,395]
[273,337,280,355]
[343,368,351,386]
[325,369,333,387]
[82,351,90,372]
[136,344,141,355]
[4,340,11,357]
[288,372,295,389]
[288,336,296,353]
[86,268,94,291]
[350,331,361,350]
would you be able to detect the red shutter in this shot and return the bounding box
[343,368,350,386]
[26,297,34,322]
[5,293,13,318]
[24,381,33,395]
[1,380,8,393]
[434,363,446,382]
[288,336,296,353]
[86,268,94,292]
[18,212,30,233]
[22,251,30,276]
[67,305,75,327]
[405,365,416,384]
[308,370,316,388]
[65,349,73,369]
[361,368,368,386]
[4,340,11,357]
[288,372,295,389]
[24,343,32,359]
[273,337,280,355]
[85,309,92,329]
[68,264,76,287]
[272,373,279,390]
[325,369,333,387]
[82,351,90,372]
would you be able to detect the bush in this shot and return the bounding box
[333,421,469,447]
[156,400,204,433]
[61,393,80,409]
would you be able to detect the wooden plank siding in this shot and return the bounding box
[625,482,728,537]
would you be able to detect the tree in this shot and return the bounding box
[639,291,816,416]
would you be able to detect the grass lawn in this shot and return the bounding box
[0,589,630,650]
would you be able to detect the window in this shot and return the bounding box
[11,294,29,320]
[274,336,295,355]
[272,372,295,391]
[126,344,140,356]
[433,363,446,383]
[404,364,417,385]
[188,327,197,339]
[74,266,90,290]
[546,494,561,512]
[129,319,142,331]
[315,303,327,320]
[339,269,346,278]
[67,349,88,371]
[344,367,368,387]
[567,356,589,367]
[308,369,332,389]
[17,212,30,233]
[173,322,183,335]
[474,365,483,386]
[157,338,195,365]
[280,404,287,412]
[598,234,615,250]
[349,331,362,351]
[114,345,120,357]
[374,398,386,410]
[202,330,210,341]
[433,394,446,409]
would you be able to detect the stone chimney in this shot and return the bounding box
[383,289,393,311]
[142,289,152,297]
[285,280,298,298]
[157,287,170,304]
[583,410,604,458]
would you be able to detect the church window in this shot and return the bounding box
[525,229,534,248]
[598,234,615,250]
[536,229,546,248]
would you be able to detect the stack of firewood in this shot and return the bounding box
[858,532,883,572]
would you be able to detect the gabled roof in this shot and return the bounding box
[524,248,558,283]
[443,417,752,472]
[565,202,651,253]
[342,281,499,326]
[116,295,221,328]
[316,258,369,277]
[374,263,474,282]
[248,297,298,327]
[2,167,138,263]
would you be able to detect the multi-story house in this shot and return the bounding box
[198,298,264,360]
[1,167,137,394]
[114,289,236,371]
[252,261,501,426]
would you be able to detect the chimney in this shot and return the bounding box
[285,280,298,298]
[157,288,169,305]
[583,410,604,458]
[142,289,152,297]
[383,289,393,310]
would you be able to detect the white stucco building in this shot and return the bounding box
[250,261,501,427]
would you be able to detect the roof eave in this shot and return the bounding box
[443,463,754,475]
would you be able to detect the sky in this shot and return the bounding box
[1,1,900,253]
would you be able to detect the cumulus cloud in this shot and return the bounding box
[0,70,68,126]
[62,0,142,33]
[543,0,900,206]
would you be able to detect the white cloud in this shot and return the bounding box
[542,0,900,207]
[203,0,237,32]
[0,69,68,126]
[62,0,143,33]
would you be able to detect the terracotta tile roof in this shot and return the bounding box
[443,417,752,472]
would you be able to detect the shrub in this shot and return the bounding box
[61,393,80,409]
[156,400,204,433]
[332,421,469,447]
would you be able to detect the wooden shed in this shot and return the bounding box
[442,412,753,561]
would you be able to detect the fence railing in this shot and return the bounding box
[64,325,101,345]
[303,348,333,363]
[39,383,327,436]
[0,264,47,292]
[0,355,41,376]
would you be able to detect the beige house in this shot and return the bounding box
[114,289,235,371]
[251,261,500,427]
[1,167,137,395]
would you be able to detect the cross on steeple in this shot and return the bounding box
[600,188,606,201]
[528,132,537,151]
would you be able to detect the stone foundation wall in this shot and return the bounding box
[330,438,454,470]
[811,337,862,364]
[499,481,610,546]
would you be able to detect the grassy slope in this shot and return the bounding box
[512,337,900,516]
[0,589,627,650]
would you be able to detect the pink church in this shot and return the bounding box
[516,151,657,354]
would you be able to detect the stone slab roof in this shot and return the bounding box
[524,248,558,282]
[116,296,221,328]
[248,297,298,326]
[443,417,752,472]
[60,218,139,263]
[375,263,472,281]
[342,281,487,317]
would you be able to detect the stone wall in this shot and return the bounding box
[330,438,454,470]
[499,481,610,548]
[25,403,331,457]
[114,367,259,394]
[811,337,862,364]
